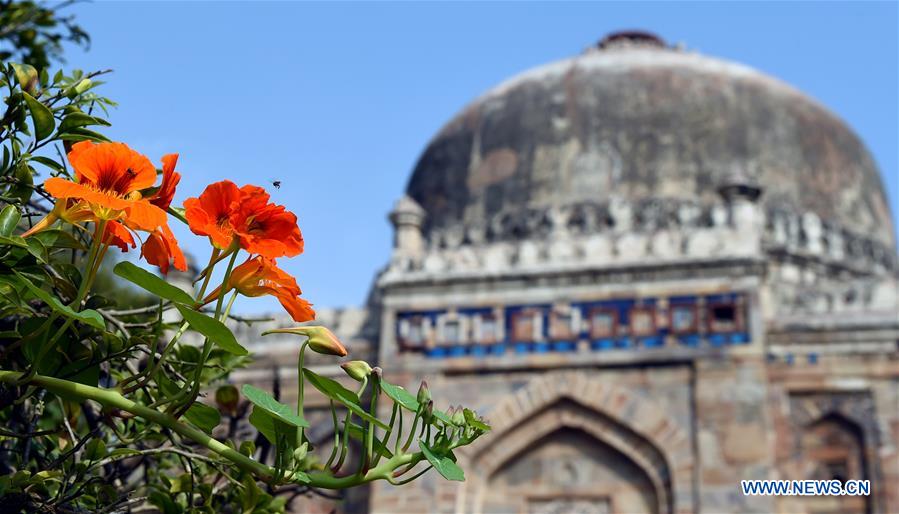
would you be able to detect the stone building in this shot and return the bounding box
[231,32,899,513]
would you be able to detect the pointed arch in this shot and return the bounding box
[454,371,695,514]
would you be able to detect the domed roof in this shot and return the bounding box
[406,34,895,247]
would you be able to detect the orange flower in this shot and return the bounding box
[229,185,304,259]
[148,153,180,210]
[184,180,242,249]
[203,256,315,322]
[142,225,187,275]
[103,221,136,252]
[43,141,167,231]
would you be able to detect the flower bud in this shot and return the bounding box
[422,399,434,422]
[293,442,308,462]
[341,360,372,382]
[215,384,239,415]
[263,326,348,357]
[417,380,430,404]
[451,405,465,426]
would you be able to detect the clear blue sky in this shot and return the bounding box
[63,1,898,313]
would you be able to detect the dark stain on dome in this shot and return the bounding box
[406,44,894,247]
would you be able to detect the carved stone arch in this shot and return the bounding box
[789,392,884,513]
[454,371,695,514]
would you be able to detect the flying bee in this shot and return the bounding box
[269,178,282,189]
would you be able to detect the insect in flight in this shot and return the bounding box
[269,179,281,189]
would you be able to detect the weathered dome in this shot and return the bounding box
[406,35,895,247]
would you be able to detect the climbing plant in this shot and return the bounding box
[0,51,487,514]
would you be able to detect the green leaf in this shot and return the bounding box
[58,127,110,143]
[32,230,85,250]
[420,443,465,481]
[248,405,279,444]
[246,395,303,469]
[59,359,99,389]
[29,156,66,173]
[114,261,195,305]
[84,438,107,461]
[0,205,21,236]
[11,63,38,92]
[242,384,308,428]
[7,163,34,204]
[302,369,389,429]
[22,92,55,140]
[463,408,491,432]
[380,380,419,412]
[59,111,110,131]
[0,234,28,249]
[184,401,221,434]
[343,421,394,459]
[13,271,105,330]
[25,238,48,263]
[175,304,248,356]
[432,409,454,426]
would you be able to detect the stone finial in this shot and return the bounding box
[388,195,426,258]
[717,165,763,256]
[717,165,762,203]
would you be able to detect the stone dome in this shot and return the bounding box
[406,33,895,247]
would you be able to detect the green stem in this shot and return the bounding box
[334,378,366,473]
[402,410,421,452]
[212,250,238,319]
[195,247,221,297]
[297,341,307,447]
[0,369,426,489]
[121,247,222,394]
[389,464,432,486]
[373,403,398,468]
[394,407,404,455]
[221,290,238,321]
[20,220,108,382]
[172,250,239,415]
[361,376,379,475]
[325,400,340,469]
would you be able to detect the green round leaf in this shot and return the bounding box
[175,304,248,356]
[114,261,195,305]
[22,92,55,141]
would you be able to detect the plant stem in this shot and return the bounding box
[325,400,339,469]
[296,341,308,447]
[362,375,380,474]
[20,219,108,382]
[173,250,239,415]
[373,403,397,468]
[0,368,427,490]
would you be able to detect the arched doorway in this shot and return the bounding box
[800,413,870,514]
[466,397,676,514]
[486,426,660,514]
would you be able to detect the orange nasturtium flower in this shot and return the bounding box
[229,185,304,259]
[203,256,315,323]
[103,221,136,252]
[184,181,304,258]
[43,141,167,231]
[184,180,243,249]
[148,153,181,210]
[142,225,187,275]
[27,141,187,275]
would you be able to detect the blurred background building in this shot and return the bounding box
[230,32,899,514]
